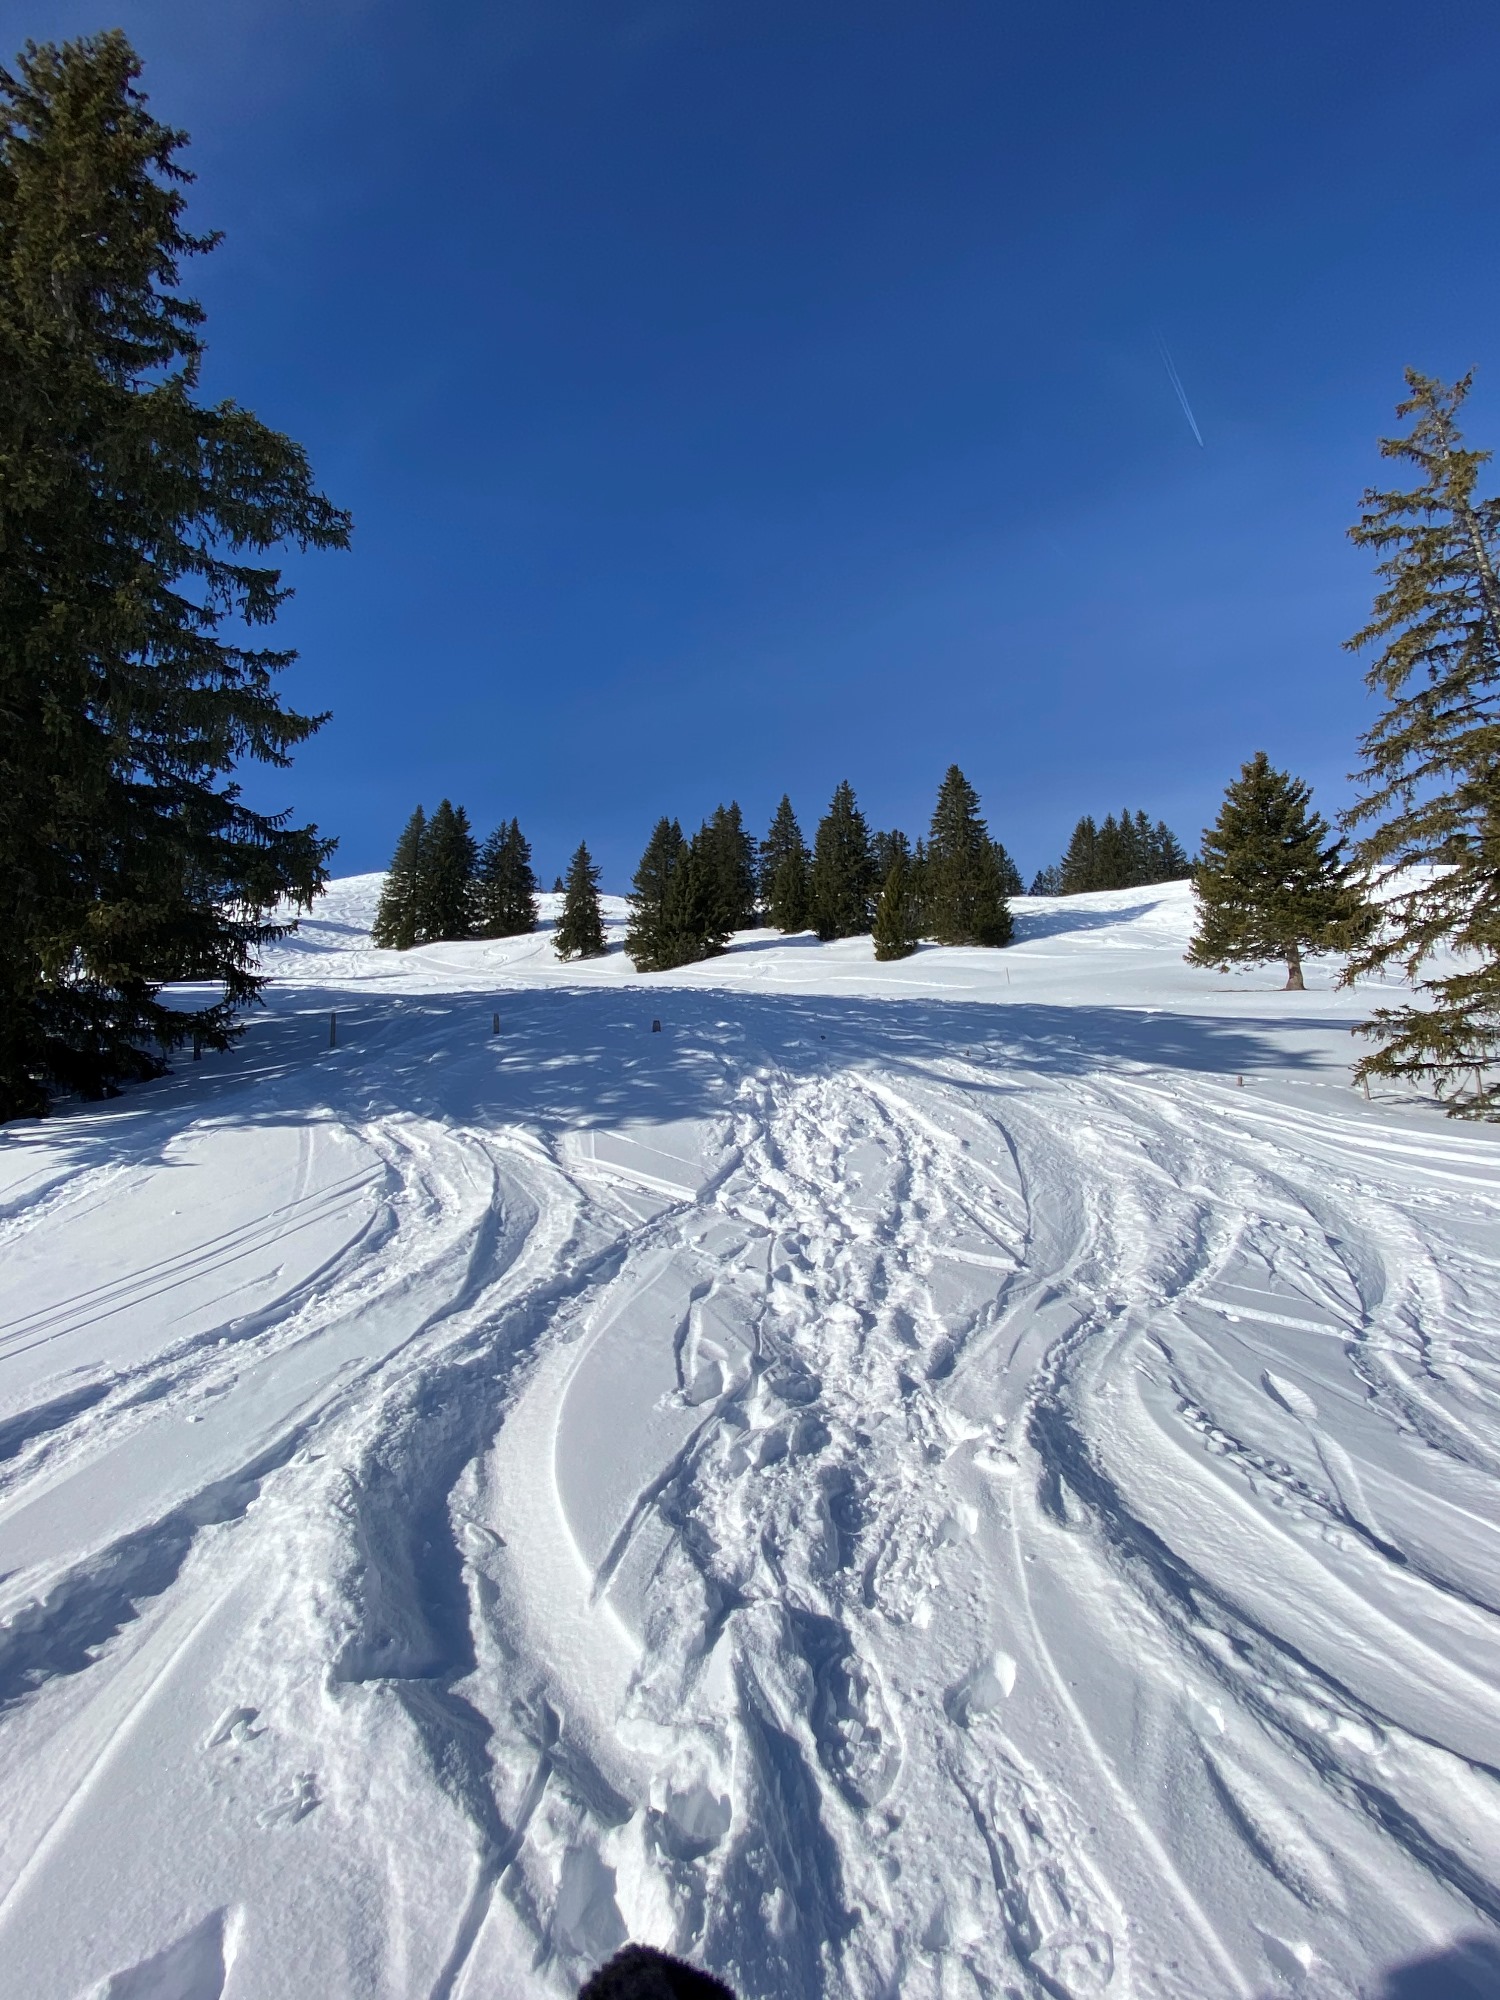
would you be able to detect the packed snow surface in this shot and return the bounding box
[2,878,1499,2000]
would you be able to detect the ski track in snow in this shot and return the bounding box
[0,879,1498,1998]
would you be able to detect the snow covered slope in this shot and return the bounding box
[2,879,1499,2000]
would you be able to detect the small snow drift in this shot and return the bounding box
[90,1910,235,2000]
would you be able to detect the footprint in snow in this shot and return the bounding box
[257,1771,320,1827]
[203,1705,262,1750]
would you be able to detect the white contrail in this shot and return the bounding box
[1156,337,1204,447]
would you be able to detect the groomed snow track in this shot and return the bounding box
[0,880,1498,1999]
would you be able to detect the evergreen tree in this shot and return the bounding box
[415,800,476,943]
[924,766,1012,947]
[872,852,920,961]
[554,842,606,959]
[1058,817,1099,894]
[808,781,877,941]
[759,797,810,928]
[625,817,686,971]
[1149,819,1191,881]
[991,840,1024,899]
[700,803,757,936]
[1092,813,1135,890]
[1341,371,1500,1110]
[1030,864,1063,896]
[371,807,426,950]
[909,837,931,933]
[552,875,564,893]
[0,33,350,1119]
[1133,811,1156,883]
[1188,753,1365,990]
[768,848,812,933]
[473,817,538,937]
[871,828,911,887]
[664,827,731,965]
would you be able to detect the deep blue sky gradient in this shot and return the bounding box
[13,0,1500,886]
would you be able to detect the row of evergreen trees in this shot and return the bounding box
[369,769,1021,974]
[624,806,758,971]
[626,767,1017,969]
[369,803,616,962]
[1029,812,1191,895]
[371,803,539,949]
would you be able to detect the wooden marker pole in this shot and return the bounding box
[329,1011,337,1049]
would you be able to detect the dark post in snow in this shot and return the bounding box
[492,1011,500,1036]
[652,1019,661,1033]
[329,1011,337,1050]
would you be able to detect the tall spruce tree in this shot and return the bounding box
[415,800,476,943]
[625,817,686,971]
[872,852,920,961]
[1092,813,1133,890]
[0,32,350,1118]
[768,848,811,933]
[1188,753,1365,990]
[371,807,426,950]
[554,842,606,959]
[871,828,911,887]
[991,840,1024,899]
[473,817,538,938]
[910,838,932,928]
[1059,817,1099,894]
[1149,820,1191,881]
[808,781,876,941]
[1030,864,1063,896]
[665,827,731,965]
[701,803,757,937]
[759,796,810,929]
[924,766,1012,947]
[1341,371,1500,1110]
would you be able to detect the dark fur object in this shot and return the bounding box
[577,1943,737,2000]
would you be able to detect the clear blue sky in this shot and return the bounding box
[14,0,1500,887]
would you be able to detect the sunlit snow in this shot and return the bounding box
[1,878,1498,1998]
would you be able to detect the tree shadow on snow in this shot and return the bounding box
[1012,897,1170,941]
[0,978,1361,1167]
[1253,1935,1500,2000]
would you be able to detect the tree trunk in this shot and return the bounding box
[1284,948,1305,991]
